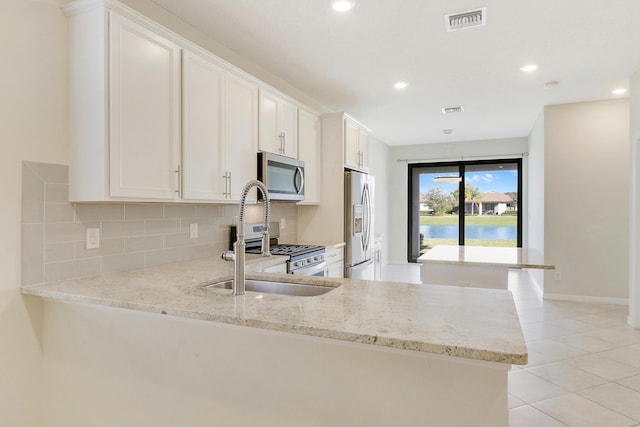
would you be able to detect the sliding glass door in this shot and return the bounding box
[408,159,522,262]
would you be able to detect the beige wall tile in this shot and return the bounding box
[22,164,44,223]
[164,232,192,248]
[45,203,75,223]
[101,252,145,274]
[45,222,87,243]
[45,258,100,282]
[145,248,181,267]
[125,235,163,252]
[75,204,125,222]
[125,204,163,220]
[21,224,44,286]
[45,242,75,263]
[45,183,68,203]
[146,219,181,234]
[165,204,196,219]
[181,244,213,260]
[27,162,68,184]
[75,238,124,259]
[102,220,145,238]
[195,205,221,219]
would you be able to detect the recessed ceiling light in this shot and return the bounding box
[612,88,627,95]
[331,0,355,12]
[520,64,538,73]
[394,81,408,90]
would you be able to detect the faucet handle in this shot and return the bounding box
[261,231,271,257]
[221,251,235,261]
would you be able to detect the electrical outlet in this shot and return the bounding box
[280,218,286,230]
[86,228,100,249]
[554,271,562,281]
[189,223,198,239]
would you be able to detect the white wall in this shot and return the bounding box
[544,99,630,301]
[0,0,68,425]
[630,70,640,326]
[527,112,545,292]
[387,138,529,264]
[368,137,389,262]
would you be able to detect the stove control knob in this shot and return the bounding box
[294,261,300,267]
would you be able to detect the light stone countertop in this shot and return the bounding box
[419,245,555,270]
[22,254,527,365]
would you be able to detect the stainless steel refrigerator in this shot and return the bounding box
[344,170,375,279]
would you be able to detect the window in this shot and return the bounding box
[408,159,522,262]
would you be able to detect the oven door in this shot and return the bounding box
[291,261,327,276]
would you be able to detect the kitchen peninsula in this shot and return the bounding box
[23,254,526,427]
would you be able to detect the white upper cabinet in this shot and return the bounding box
[259,89,298,158]
[344,116,369,172]
[183,51,258,202]
[109,12,182,200]
[64,1,310,203]
[226,72,259,202]
[181,50,226,201]
[297,109,321,205]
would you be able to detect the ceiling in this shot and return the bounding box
[149,0,640,146]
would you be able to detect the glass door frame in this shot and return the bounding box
[407,158,523,262]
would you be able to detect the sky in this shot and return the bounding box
[420,170,517,194]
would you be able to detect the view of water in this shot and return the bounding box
[420,224,517,240]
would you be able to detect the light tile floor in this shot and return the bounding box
[382,264,640,427]
[508,270,640,427]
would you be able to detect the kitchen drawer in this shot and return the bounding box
[324,246,344,265]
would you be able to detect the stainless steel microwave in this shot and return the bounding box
[257,152,305,202]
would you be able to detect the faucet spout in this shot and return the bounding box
[222,180,271,296]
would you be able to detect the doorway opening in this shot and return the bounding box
[408,159,522,262]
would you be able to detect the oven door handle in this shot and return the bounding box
[291,261,327,276]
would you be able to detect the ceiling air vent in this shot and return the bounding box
[442,106,464,115]
[444,8,487,32]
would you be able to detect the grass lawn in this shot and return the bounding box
[419,214,517,226]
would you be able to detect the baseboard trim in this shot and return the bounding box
[543,293,629,305]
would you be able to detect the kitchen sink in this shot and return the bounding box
[205,279,336,297]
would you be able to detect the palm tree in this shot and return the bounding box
[466,184,482,215]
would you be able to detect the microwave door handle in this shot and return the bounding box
[294,167,304,194]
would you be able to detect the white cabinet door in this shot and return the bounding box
[280,99,298,158]
[182,50,226,200]
[109,12,181,199]
[344,117,368,171]
[298,109,321,204]
[344,117,361,170]
[359,127,369,171]
[259,89,298,158]
[226,73,259,201]
[258,90,281,155]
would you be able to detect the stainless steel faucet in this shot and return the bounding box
[221,180,271,295]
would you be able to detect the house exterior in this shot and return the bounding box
[464,191,513,215]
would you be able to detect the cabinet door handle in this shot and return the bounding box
[222,172,228,197]
[227,171,231,199]
[175,165,181,194]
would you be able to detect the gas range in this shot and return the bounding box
[230,224,326,275]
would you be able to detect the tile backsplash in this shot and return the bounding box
[21,161,298,285]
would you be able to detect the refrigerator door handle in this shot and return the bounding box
[362,183,372,252]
